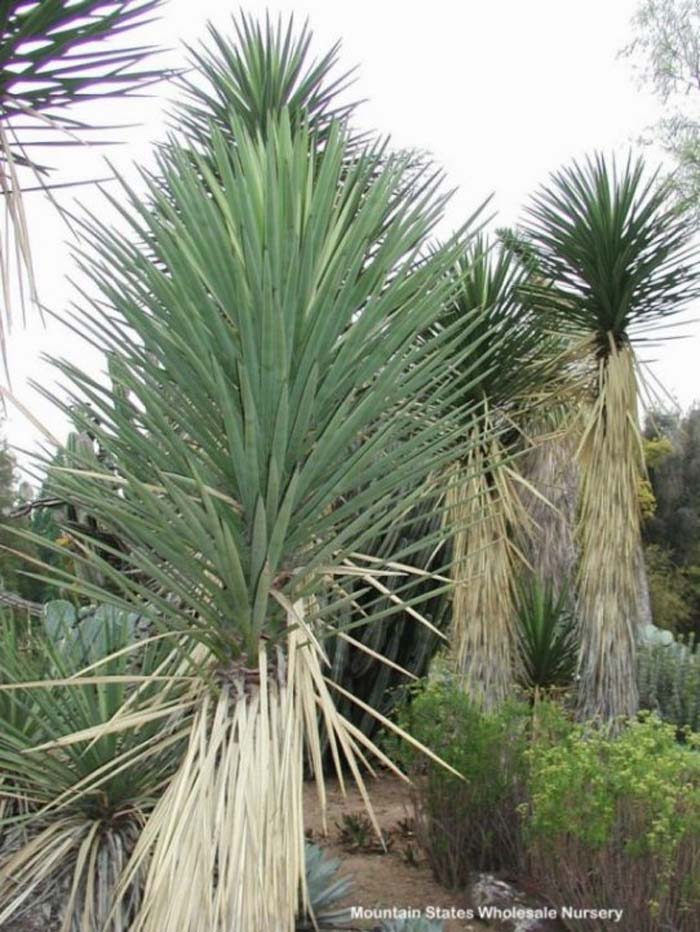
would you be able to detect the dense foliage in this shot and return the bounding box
[396,682,700,931]
[526,714,700,931]
[390,681,530,886]
[638,637,700,732]
[643,407,700,636]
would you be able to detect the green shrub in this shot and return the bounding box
[638,637,700,733]
[391,680,530,887]
[525,715,700,931]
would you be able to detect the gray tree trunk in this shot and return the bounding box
[518,429,579,593]
[634,538,653,629]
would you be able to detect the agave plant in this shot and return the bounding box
[9,19,494,928]
[433,235,553,709]
[296,842,352,930]
[0,605,186,931]
[0,0,165,376]
[523,153,700,721]
[380,919,444,932]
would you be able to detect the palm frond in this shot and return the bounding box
[0,0,167,377]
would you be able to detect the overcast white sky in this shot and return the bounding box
[4,0,698,475]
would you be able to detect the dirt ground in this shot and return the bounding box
[303,772,495,931]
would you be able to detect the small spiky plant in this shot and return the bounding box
[0,607,185,931]
[515,577,577,692]
[297,842,352,930]
[523,152,700,721]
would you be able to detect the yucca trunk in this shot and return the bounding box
[131,666,304,932]
[120,604,381,932]
[518,419,579,595]
[576,342,642,721]
[447,415,525,709]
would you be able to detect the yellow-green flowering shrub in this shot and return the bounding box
[525,714,700,931]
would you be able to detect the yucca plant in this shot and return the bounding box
[434,235,552,709]
[0,0,165,376]
[522,153,700,721]
[11,26,494,925]
[175,12,358,148]
[515,577,577,692]
[0,605,186,930]
[168,14,444,741]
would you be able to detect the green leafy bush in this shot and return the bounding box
[391,681,530,887]
[525,714,700,931]
[638,637,700,733]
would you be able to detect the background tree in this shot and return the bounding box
[643,406,700,635]
[434,235,552,710]
[622,0,700,219]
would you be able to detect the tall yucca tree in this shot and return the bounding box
[12,14,446,760]
[435,236,551,709]
[522,153,700,722]
[14,103,487,929]
[0,0,165,377]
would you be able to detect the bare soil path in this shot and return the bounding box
[303,772,495,931]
